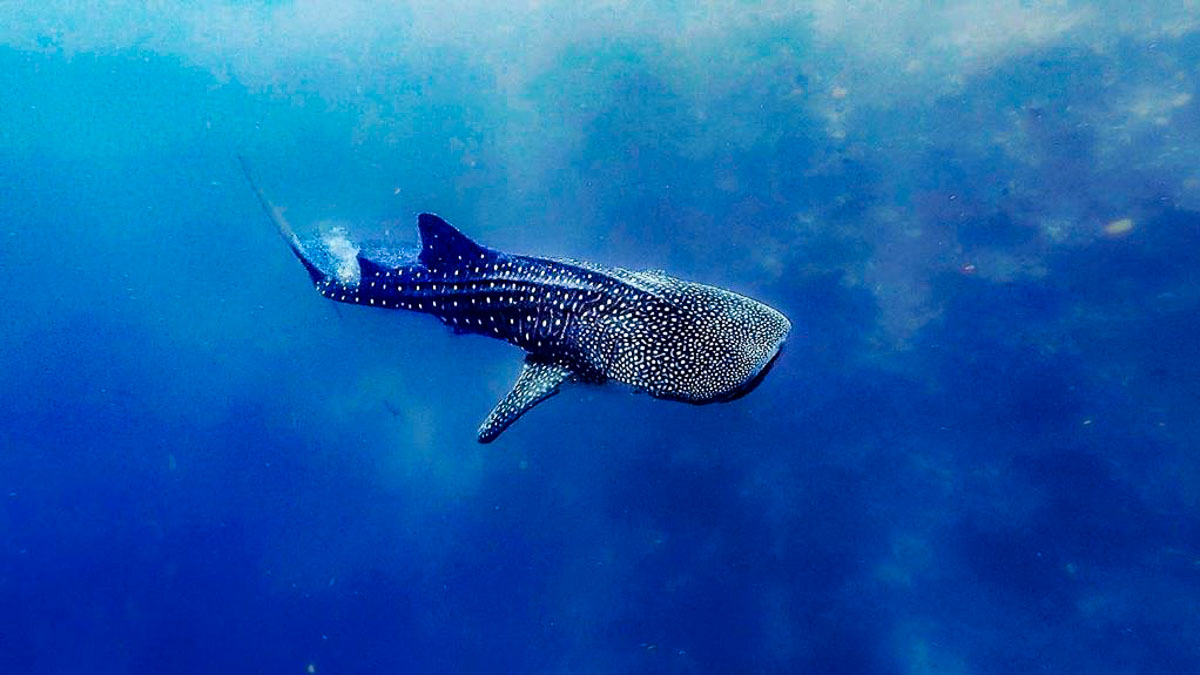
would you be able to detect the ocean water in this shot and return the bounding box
[2,3,1199,673]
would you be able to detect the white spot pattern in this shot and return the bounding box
[476,360,571,443]
[297,216,791,440]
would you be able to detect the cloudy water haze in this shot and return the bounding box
[2,1,1199,672]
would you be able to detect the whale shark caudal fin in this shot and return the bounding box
[238,156,326,284]
[417,213,493,266]
[477,358,573,443]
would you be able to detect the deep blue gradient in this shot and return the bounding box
[2,4,1200,673]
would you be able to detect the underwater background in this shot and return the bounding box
[2,2,1200,673]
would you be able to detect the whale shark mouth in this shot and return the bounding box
[716,345,785,403]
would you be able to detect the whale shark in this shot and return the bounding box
[241,159,791,443]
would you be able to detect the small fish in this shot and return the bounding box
[241,159,790,443]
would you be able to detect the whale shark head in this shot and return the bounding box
[601,279,791,405]
[712,298,790,401]
[688,290,791,403]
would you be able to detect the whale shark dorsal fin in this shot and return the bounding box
[356,254,389,279]
[477,359,573,443]
[417,213,490,266]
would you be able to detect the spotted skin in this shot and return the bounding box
[244,164,790,442]
[477,360,572,443]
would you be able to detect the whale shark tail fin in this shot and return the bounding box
[417,213,494,267]
[238,156,326,284]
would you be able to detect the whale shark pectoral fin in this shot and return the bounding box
[477,359,573,444]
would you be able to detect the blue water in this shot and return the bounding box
[3,4,1199,673]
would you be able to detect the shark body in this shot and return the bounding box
[244,161,791,443]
